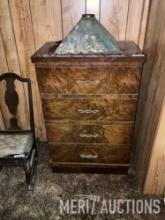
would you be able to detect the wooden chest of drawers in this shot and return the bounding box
[32,41,145,174]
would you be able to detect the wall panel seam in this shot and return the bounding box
[60,0,64,39]
[28,0,37,50]
[137,0,145,46]
[0,29,9,71]
[7,0,21,74]
[125,0,131,51]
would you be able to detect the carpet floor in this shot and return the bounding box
[0,145,164,220]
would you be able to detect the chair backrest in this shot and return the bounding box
[0,73,35,133]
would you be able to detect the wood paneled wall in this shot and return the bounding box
[133,0,165,194]
[0,0,150,140]
[144,98,165,194]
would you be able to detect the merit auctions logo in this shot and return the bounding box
[59,195,163,215]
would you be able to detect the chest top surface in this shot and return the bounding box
[31,41,145,66]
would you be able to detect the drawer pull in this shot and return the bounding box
[78,109,100,114]
[79,153,98,159]
[79,133,99,138]
[75,80,100,85]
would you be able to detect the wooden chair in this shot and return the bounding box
[0,73,39,191]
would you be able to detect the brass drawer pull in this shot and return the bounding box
[75,80,100,85]
[79,133,99,138]
[79,153,98,159]
[78,109,100,114]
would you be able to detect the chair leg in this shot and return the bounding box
[24,147,38,191]
[24,160,38,191]
[35,139,39,163]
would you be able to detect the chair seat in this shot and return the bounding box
[0,133,33,158]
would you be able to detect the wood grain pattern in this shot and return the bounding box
[0,0,149,140]
[36,67,68,94]
[30,0,62,49]
[0,31,8,72]
[70,67,141,94]
[0,79,12,130]
[133,0,165,194]
[0,0,20,73]
[138,0,150,49]
[41,94,137,121]
[8,0,35,75]
[133,0,161,145]
[126,0,144,44]
[0,1,28,127]
[31,41,145,63]
[8,0,46,140]
[0,31,8,130]
[0,110,5,130]
[33,40,144,173]
[61,0,85,37]
[49,144,130,164]
[143,97,165,194]
[0,1,30,129]
[36,66,141,94]
[100,0,129,41]
[46,122,133,145]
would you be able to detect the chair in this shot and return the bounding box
[0,72,39,191]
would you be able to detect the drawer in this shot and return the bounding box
[46,122,134,144]
[69,67,140,94]
[36,67,68,93]
[36,67,140,94]
[48,144,130,164]
[42,94,137,121]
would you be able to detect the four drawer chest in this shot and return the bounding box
[32,41,145,174]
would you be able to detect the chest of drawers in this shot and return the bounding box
[31,41,145,174]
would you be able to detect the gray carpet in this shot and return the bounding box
[0,145,164,220]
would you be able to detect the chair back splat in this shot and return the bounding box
[0,73,35,133]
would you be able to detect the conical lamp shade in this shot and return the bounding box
[55,14,122,55]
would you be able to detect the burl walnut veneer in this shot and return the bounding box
[31,41,145,174]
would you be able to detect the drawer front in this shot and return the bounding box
[36,67,140,94]
[42,95,137,121]
[36,67,68,93]
[46,122,134,144]
[48,144,130,164]
[69,67,140,94]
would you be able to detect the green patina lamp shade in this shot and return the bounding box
[55,14,122,55]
